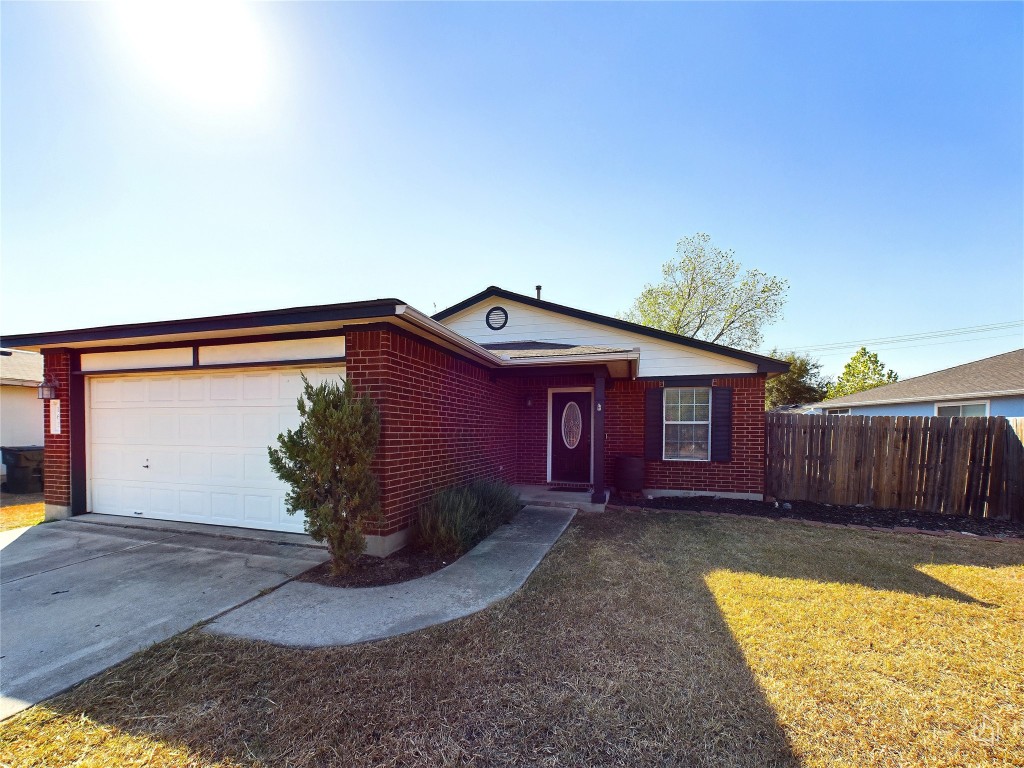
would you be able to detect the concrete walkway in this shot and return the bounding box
[205,505,575,648]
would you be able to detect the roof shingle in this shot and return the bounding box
[816,349,1024,407]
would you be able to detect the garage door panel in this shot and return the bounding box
[123,414,149,441]
[209,376,240,401]
[123,486,150,514]
[151,488,179,516]
[209,452,240,482]
[210,414,240,443]
[92,480,122,510]
[211,492,241,522]
[242,374,274,401]
[92,412,123,440]
[179,491,209,518]
[180,451,211,481]
[122,380,147,402]
[178,376,206,401]
[180,414,207,442]
[88,367,342,533]
[242,413,276,445]
[148,378,177,402]
[243,453,275,482]
[244,495,273,522]
[151,414,178,441]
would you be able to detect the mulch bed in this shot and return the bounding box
[610,494,1024,539]
[295,545,451,588]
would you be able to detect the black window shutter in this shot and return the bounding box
[644,387,664,461]
[710,386,733,462]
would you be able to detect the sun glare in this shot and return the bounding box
[110,1,273,115]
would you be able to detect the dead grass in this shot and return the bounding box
[1,511,1021,768]
[0,502,44,531]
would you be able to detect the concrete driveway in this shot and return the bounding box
[0,516,327,720]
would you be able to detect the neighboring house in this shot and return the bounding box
[813,349,1024,417]
[0,349,44,483]
[0,286,788,555]
[768,403,822,415]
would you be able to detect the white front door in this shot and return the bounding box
[88,367,344,533]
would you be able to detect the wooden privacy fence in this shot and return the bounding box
[766,414,1024,520]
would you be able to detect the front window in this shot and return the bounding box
[827,408,851,416]
[936,401,988,417]
[664,387,710,461]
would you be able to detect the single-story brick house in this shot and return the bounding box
[1,286,787,555]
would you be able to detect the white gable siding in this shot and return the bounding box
[441,300,756,378]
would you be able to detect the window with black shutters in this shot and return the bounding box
[663,387,711,461]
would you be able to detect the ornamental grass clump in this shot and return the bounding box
[418,478,520,557]
[268,375,381,574]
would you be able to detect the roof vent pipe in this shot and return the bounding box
[536,285,542,300]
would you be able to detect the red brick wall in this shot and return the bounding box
[42,351,72,507]
[605,375,766,496]
[345,328,520,535]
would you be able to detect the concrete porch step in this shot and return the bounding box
[513,485,608,513]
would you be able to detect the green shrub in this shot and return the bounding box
[268,375,381,574]
[418,479,521,557]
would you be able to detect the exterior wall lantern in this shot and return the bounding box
[37,373,59,400]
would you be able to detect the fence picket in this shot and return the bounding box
[765,413,1023,521]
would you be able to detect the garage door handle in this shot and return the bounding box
[142,460,149,469]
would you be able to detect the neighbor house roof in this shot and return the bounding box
[815,349,1024,408]
[434,286,790,374]
[0,349,43,387]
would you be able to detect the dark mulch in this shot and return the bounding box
[611,494,1024,538]
[295,545,451,588]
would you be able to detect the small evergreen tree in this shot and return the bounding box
[268,375,381,574]
[826,347,899,400]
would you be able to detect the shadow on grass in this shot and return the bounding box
[616,510,1020,606]
[10,510,1018,767]
[2,512,805,768]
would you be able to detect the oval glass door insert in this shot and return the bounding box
[561,401,583,449]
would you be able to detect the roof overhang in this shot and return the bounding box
[0,300,405,352]
[0,300,643,377]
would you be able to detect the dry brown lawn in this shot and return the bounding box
[1,511,1021,767]
[0,502,44,532]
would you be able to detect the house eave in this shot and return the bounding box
[0,299,406,352]
[433,286,789,374]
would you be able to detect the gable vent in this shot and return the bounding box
[485,306,508,330]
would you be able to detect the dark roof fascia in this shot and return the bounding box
[0,299,404,350]
[433,286,790,374]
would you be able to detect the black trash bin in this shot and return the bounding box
[614,455,645,493]
[1,446,44,494]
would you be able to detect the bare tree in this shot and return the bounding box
[623,233,788,351]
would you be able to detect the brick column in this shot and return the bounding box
[591,372,606,503]
[42,350,72,520]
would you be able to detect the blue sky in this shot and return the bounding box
[2,2,1021,379]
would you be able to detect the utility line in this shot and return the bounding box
[781,320,1022,354]
[804,332,1023,359]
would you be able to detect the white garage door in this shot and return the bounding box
[88,367,345,533]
